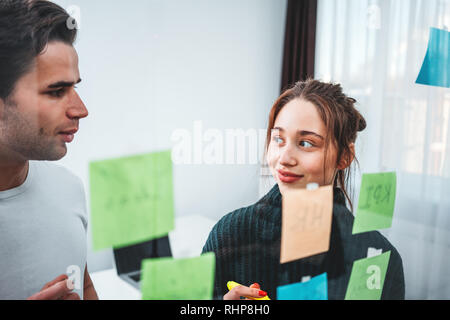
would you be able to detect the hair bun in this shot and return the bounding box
[357,117,367,132]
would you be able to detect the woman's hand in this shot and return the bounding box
[223,282,268,300]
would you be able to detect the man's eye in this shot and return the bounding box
[300,141,314,148]
[47,89,65,98]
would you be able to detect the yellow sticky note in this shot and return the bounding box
[280,185,333,263]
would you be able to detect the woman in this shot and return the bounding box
[202,79,404,300]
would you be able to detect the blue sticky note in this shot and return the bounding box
[416,27,450,88]
[277,273,328,300]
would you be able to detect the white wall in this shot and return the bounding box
[53,0,287,272]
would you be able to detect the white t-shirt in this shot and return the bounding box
[0,161,88,300]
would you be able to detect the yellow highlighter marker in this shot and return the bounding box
[227,281,271,300]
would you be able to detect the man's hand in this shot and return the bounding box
[27,274,80,300]
[223,282,267,300]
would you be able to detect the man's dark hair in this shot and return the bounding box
[0,0,77,100]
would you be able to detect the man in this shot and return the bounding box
[0,0,98,300]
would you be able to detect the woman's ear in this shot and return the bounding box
[337,143,355,170]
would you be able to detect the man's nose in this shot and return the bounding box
[66,90,88,120]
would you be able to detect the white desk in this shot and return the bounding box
[90,268,141,300]
[90,215,217,300]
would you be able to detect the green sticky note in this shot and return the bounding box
[345,251,391,300]
[141,253,216,300]
[89,150,175,251]
[352,172,397,234]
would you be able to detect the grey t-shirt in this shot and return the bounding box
[0,161,88,300]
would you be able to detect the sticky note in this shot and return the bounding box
[367,247,382,258]
[416,27,450,88]
[301,276,311,282]
[280,185,333,263]
[277,273,328,300]
[345,251,391,300]
[141,252,216,300]
[89,150,175,251]
[352,172,396,235]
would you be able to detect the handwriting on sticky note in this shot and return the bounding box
[359,184,393,209]
[103,184,161,212]
[89,150,175,251]
[352,172,396,235]
[280,185,333,264]
[345,251,391,300]
[141,253,216,300]
[287,201,326,232]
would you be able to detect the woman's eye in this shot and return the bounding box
[300,141,314,148]
[273,136,284,144]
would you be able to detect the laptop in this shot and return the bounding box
[113,236,173,290]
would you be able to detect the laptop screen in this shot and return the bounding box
[113,236,172,276]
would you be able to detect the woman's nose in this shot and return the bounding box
[278,144,297,167]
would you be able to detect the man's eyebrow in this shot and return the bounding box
[47,78,82,89]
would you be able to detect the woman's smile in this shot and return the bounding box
[277,169,304,183]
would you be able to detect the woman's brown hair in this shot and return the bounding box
[265,79,367,211]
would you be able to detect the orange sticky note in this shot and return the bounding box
[280,185,333,264]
